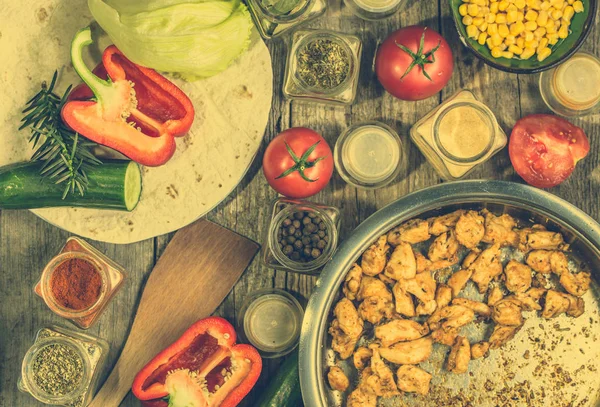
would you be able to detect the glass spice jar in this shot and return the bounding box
[35,237,126,329]
[283,29,363,105]
[18,326,108,407]
[343,0,407,20]
[262,198,340,274]
[410,90,507,181]
[246,0,327,39]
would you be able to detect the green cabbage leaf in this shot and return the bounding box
[88,0,252,79]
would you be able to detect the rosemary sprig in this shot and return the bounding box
[19,71,101,198]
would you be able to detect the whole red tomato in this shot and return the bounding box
[263,128,334,198]
[509,114,589,189]
[375,26,454,101]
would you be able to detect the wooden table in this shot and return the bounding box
[1,1,599,406]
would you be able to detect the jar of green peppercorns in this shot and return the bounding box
[263,198,340,274]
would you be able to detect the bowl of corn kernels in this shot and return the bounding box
[450,0,597,73]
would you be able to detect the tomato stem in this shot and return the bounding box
[395,29,442,82]
[276,141,326,182]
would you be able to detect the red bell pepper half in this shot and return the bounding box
[61,27,195,167]
[132,317,262,407]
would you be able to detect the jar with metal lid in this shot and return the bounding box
[262,198,340,274]
[410,90,507,181]
[539,52,600,117]
[283,29,362,105]
[246,0,326,39]
[18,326,108,407]
[343,0,406,20]
[334,121,403,189]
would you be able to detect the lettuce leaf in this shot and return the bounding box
[88,0,252,79]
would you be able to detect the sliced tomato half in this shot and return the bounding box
[509,114,589,189]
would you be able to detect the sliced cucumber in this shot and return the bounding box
[0,161,142,211]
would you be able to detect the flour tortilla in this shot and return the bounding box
[0,0,272,244]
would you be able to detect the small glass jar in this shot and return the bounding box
[262,198,340,274]
[283,29,363,105]
[35,237,126,329]
[236,288,304,358]
[343,0,406,20]
[18,326,108,407]
[539,52,600,117]
[246,0,326,39]
[334,121,403,189]
[410,90,507,181]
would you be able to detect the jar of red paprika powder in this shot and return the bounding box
[35,237,126,329]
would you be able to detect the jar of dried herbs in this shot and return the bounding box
[19,326,108,406]
[284,30,363,105]
[246,0,326,39]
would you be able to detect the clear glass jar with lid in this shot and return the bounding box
[343,0,407,20]
[246,0,326,39]
[283,29,363,105]
[539,52,600,117]
[410,90,507,181]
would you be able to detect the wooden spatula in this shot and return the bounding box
[88,219,259,407]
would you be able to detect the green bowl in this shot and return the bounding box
[450,0,597,73]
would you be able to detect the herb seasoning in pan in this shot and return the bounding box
[297,38,350,90]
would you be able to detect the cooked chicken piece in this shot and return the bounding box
[489,324,522,349]
[334,298,364,338]
[329,320,359,359]
[369,346,400,398]
[526,286,547,302]
[452,298,492,318]
[462,249,481,269]
[519,228,565,252]
[415,251,432,274]
[416,299,438,316]
[559,270,591,297]
[447,268,473,297]
[393,283,416,317]
[431,326,459,346]
[360,367,381,396]
[447,336,471,374]
[379,336,433,365]
[358,296,394,324]
[566,294,585,317]
[388,219,431,246]
[375,320,430,347]
[481,210,519,246]
[353,347,372,370]
[471,342,490,359]
[492,298,524,326]
[470,244,503,293]
[358,276,393,302]
[526,250,552,274]
[455,210,485,249]
[428,231,460,262]
[328,366,350,392]
[550,251,570,275]
[436,284,453,309]
[361,235,389,276]
[542,290,570,318]
[506,287,546,311]
[487,285,504,306]
[428,305,475,331]
[532,272,550,289]
[398,271,437,303]
[378,273,395,286]
[385,242,417,280]
[343,263,363,300]
[396,365,432,395]
[347,386,377,407]
[429,210,466,236]
[504,260,533,293]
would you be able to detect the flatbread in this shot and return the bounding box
[0,0,272,243]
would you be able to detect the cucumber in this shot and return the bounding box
[255,350,303,407]
[0,160,141,211]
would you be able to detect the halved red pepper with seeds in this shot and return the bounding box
[132,317,262,407]
[62,27,195,167]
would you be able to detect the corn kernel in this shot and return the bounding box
[502,51,515,58]
[510,21,526,34]
[567,0,574,4]
[507,4,518,11]
[478,32,489,44]
[498,0,510,10]
[540,0,551,9]
[492,33,504,46]
[525,39,539,48]
[573,0,584,11]
[468,3,480,15]
[505,34,517,45]
[490,1,499,12]
[524,31,534,40]
[467,25,480,38]
[499,43,508,50]
[509,44,524,54]
[537,37,549,50]
[463,15,474,25]
[507,9,519,22]
[487,37,495,49]
[496,13,508,23]
[486,13,497,23]
[546,20,557,32]
[491,47,504,57]
[529,0,542,9]
[534,27,547,37]
[525,9,539,20]
[521,47,536,59]
[551,0,565,9]
[562,5,575,20]
[517,37,526,47]
[487,23,499,34]
[459,3,469,15]
[525,21,538,30]
[474,0,486,5]
[473,17,485,26]
[547,33,559,44]
[558,23,569,38]
[517,11,525,21]
[551,8,563,19]
[499,23,510,36]
[515,0,526,8]
[537,47,552,61]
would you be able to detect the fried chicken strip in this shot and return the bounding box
[455,210,485,249]
[379,336,433,365]
[328,366,350,392]
[447,336,471,374]
[385,242,417,280]
[361,235,389,276]
[396,365,432,395]
[375,320,429,347]
[388,219,431,245]
[343,263,363,300]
